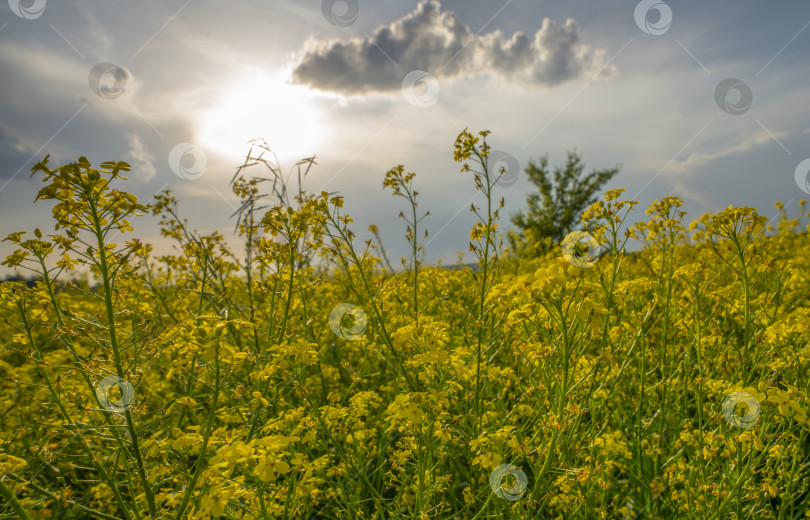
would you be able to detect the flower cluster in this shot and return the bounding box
[1,143,809,520]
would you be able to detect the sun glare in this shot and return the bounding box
[198,69,326,163]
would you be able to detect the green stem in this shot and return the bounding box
[0,479,32,520]
[174,345,222,520]
[705,442,756,520]
[6,475,123,520]
[20,268,138,520]
[474,150,495,435]
[89,197,157,517]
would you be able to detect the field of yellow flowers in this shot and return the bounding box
[1,130,809,519]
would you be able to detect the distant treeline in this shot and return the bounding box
[1,273,44,287]
[1,274,95,291]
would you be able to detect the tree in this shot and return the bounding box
[510,150,619,257]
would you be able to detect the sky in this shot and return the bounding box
[1,0,809,274]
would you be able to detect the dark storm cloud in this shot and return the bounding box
[291,0,614,95]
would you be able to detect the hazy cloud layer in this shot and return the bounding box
[292,0,614,94]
